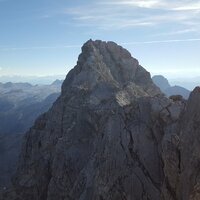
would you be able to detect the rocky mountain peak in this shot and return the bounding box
[11,40,194,200]
[152,75,170,91]
[62,40,161,104]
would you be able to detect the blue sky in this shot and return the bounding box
[0,0,200,78]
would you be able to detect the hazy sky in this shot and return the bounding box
[0,0,200,78]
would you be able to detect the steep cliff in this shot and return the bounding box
[178,87,200,200]
[10,40,199,200]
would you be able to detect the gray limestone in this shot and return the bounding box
[7,40,200,200]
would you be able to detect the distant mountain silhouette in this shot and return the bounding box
[0,75,65,85]
[152,75,190,99]
[0,81,62,135]
[51,79,64,86]
[0,81,62,189]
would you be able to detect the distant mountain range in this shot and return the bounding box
[0,80,63,188]
[0,80,63,135]
[1,74,199,90]
[0,75,65,85]
[152,75,191,99]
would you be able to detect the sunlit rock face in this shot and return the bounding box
[11,40,199,200]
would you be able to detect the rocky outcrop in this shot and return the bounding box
[178,87,200,200]
[10,40,200,200]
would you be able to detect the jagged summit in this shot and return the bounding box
[12,40,193,200]
[62,40,161,105]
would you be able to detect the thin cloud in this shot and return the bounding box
[152,28,198,37]
[64,0,200,32]
[100,0,163,8]
[172,2,200,11]
[121,38,200,45]
[102,0,200,11]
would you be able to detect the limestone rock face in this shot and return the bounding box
[11,40,199,200]
[178,87,200,200]
[62,40,161,100]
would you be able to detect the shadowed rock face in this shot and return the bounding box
[0,133,24,188]
[10,40,200,200]
[178,87,200,200]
